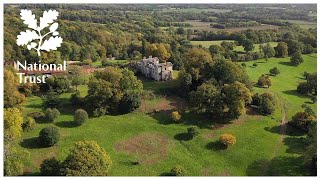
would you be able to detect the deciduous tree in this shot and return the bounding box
[219,134,236,147]
[4,68,25,108]
[183,47,213,82]
[274,42,288,57]
[269,67,280,76]
[257,74,272,88]
[61,141,112,176]
[242,39,255,52]
[4,108,23,141]
[290,51,304,66]
[222,81,252,119]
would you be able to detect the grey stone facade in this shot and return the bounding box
[137,56,173,81]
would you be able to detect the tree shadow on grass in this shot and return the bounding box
[148,110,174,125]
[174,133,192,141]
[149,109,232,129]
[182,111,231,129]
[282,90,308,98]
[278,61,293,66]
[285,124,306,136]
[19,137,44,149]
[23,171,41,176]
[264,124,305,136]
[246,159,269,176]
[160,172,174,176]
[246,156,310,176]
[283,136,307,154]
[34,118,51,124]
[295,76,305,80]
[256,61,266,64]
[118,160,139,166]
[205,141,227,151]
[304,101,314,104]
[25,103,42,109]
[56,105,77,116]
[55,121,78,128]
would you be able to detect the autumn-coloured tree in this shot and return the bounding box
[4,68,25,108]
[219,134,236,147]
[4,144,30,176]
[4,108,23,141]
[155,43,171,62]
[22,117,36,132]
[290,112,316,132]
[171,111,181,122]
[61,141,112,176]
[145,43,171,62]
[257,74,272,88]
[183,47,213,81]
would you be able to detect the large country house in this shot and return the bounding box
[137,56,173,81]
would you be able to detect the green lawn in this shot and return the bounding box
[241,53,317,118]
[92,60,101,67]
[161,8,231,13]
[283,20,317,29]
[17,95,284,176]
[92,59,128,68]
[191,41,278,52]
[15,54,316,176]
[191,40,235,48]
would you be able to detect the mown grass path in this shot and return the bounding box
[262,92,287,175]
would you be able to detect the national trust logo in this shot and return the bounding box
[16,9,63,57]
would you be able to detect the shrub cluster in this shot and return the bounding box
[38,126,60,147]
[219,134,236,147]
[22,117,36,132]
[45,108,60,122]
[74,109,88,125]
[170,165,186,176]
[187,127,199,138]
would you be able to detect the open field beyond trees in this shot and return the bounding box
[191,41,278,52]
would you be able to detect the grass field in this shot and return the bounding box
[161,8,231,13]
[92,59,128,67]
[15,54,316,176]
[283,20,317,29]
[191,40,235,48]
[191,41,278,52]
[241,53,317,118]
[163,20,279,32]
